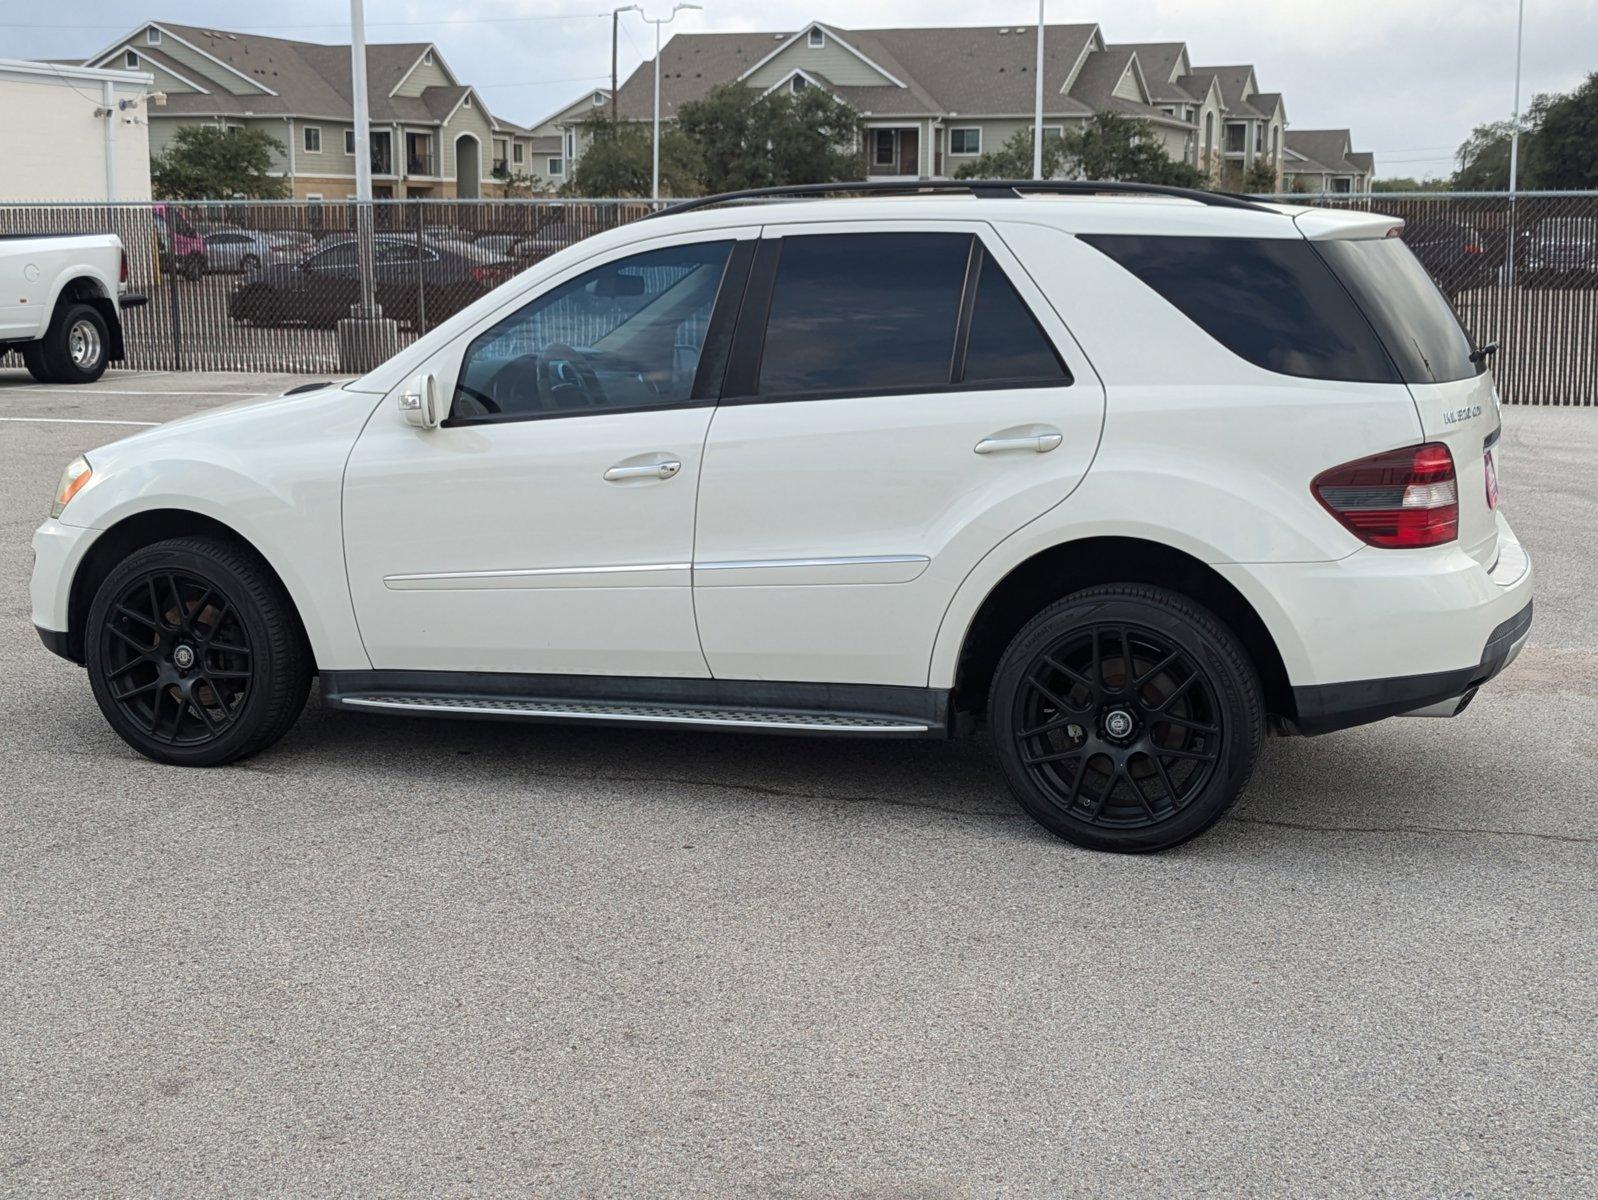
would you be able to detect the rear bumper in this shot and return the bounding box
[1289,599,1532,734]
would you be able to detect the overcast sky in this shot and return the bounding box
[12,1,1596,177]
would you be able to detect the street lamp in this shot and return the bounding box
[1506,0,1527,286]
[1032,1,1046,180]
[635,3,702,202]
[611,5,642,123]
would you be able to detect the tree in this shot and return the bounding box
[563,112,700,198]
[151,126,289,199]
[955,115,1207,188]
[676,82,863,193]
[1065,113,1209,187]
[491,162,549,198]
[1530,71,1598,189]
[1242,158,1281,194]
[1371,176,1451,193]
[1452,117,1520,191]
[952,128,1071,180]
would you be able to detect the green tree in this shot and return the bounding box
[151,126,289,199]
[1371,176,1451,193]
[951,128,1071,180]
[563,112,700,198]
[676,82,863,192]
[1530,71,1598,189]
[1066,113,1209,187]
[1242,157,1281,194]
[1452,117,1519,190]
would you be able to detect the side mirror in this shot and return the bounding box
[398,373,442,429]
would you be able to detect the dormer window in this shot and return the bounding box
[807,27,824,47]
[146,28,161,45]
[423,50,434,65]
[124,50,139,68]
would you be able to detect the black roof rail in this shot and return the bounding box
[646,178,1275,219]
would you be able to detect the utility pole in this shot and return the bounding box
[339,0,398,371]
[638,3,702,203]
[611,6,640,123]
[1032,1,1046,180]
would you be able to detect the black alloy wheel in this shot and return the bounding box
[990,585,1262,853]
[86,536,311,766]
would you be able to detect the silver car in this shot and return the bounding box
[202,229,306,274]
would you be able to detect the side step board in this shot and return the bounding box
[321,671,951,739]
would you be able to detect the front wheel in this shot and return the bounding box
[988,585,1263,853]
[85,536,311,766]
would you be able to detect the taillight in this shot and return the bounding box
[1311,443,1459,548]
[119,248,129,284]
[1485,449,1500,510]
[1464,242,1483,255]
[469,265,507,284]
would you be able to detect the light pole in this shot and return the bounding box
[1505,0,1527,286]
[1032,1,1046,180]
[612,5,641,123]
[636,3,702,202]
[349,0,375,316]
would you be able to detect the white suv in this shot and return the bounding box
[31,182,1533,853]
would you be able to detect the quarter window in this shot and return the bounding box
[962,254,1070,386]
[452,241,734,422]
[755,233,970,398]
[1082,234,1399,383]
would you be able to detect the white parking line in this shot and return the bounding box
[0,416,160,427]
[0,389,270,398]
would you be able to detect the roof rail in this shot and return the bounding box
[647,178,1274,219]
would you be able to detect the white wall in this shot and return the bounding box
[0,61,153,201]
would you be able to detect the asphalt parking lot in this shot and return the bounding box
[2,369,1594,1197]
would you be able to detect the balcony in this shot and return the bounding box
[405,151,437,177]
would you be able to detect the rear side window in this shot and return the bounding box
[1315,238,1482,383]
[963,254,1071,386]
[1081,234,1399,384]
[757,233,969,397]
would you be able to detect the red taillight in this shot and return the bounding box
[1464,242,1484,255]
[1311,443,1459,548]
[1485,449,1500,510]
[470,265,508,284]
[119,248,129,284]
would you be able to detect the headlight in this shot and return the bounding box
[51,456,93,518]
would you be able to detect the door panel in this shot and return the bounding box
[692,221,1106,686]
[342,229,755,678]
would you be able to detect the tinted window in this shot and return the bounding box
[1082,234,1398,384]
[307,243,358,269]
[757,233,970,397]
[962,255,1070,386]
[452,240,732,421]
[1316,237,1482,383]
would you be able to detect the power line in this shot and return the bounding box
[10,13,615,31]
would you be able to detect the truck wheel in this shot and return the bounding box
[40,303,110,384]
[21,341,57,383]
[988,584,1263,854]
[85,536,311,767]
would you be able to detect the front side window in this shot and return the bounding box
[1083,234,1399,384]
[453,241,734,422]
[756,233,970,398]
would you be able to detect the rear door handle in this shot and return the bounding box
[974,429,1063,455]
[604,459,681,482]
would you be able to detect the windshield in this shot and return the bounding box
[1315,236,1482,384]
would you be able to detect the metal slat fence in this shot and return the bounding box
[2,193,1594,404]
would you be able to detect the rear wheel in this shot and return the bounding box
[989,585,1262,853]
[39,303,109,384]
[85,536,311,766]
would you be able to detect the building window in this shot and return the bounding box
[423,51,434,65]
[146,28,161,45]
[949,127,981,156]
[463,94,472,108]
[565,130,575,158]
[305,193,323,201]
[593,91,605,105]
[225,124,243,137]
[344,129,356,155]
[548,157,564,176]
[1042,126,1064,142]
[873,129,896,166]
[513,143,524,164]
[1225,123,1244,153]
[303,126,322,153]
[808,27,824,47]
[791,75,808,93]
[124,50,139,68]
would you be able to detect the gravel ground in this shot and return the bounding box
[2,371,1594,1197]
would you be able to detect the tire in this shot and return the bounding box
[21,341,56,383]
[239,254,260,273]
[183,254,204,282]
[988,584,1263,854]
[38,303,110,384]
[85,535,311,767]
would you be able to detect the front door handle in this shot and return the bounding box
[974,428,1063,455]
[604,459,681,482]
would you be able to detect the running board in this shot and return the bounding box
[321,670,950,739]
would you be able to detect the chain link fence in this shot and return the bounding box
[3,192,1594,403]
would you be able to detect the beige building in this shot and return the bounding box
[81,22,540,199]
[0,58,154,201]
[548,20,1355,190]
[1283,130,1376,194]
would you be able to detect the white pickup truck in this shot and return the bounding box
[0,232,146,384]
